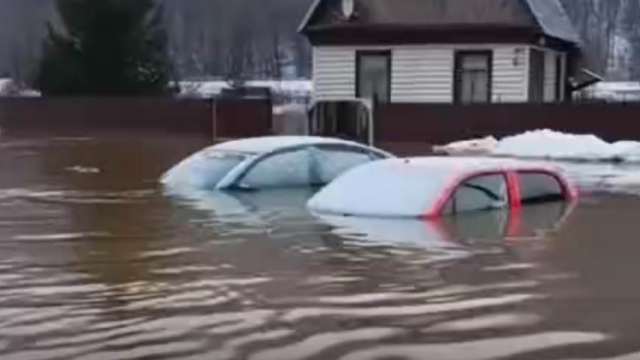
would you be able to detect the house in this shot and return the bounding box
[299,0,599,105]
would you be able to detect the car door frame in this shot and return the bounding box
[219,144,316,190]
[430,170,515,217]
[430,168,577,217]
[220,143,390,190]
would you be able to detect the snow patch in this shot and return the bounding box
[433,136,498,156]
[438,129,640,163]
[0,78,41,97]
[581,81,640,102]
[493,130,620,161]
[437,130,640,191]
[273,103,307,116]
[0,79,11,94]
[179,80,311,101]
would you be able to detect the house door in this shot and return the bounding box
[454,51,492,104]
[529,49,545,102]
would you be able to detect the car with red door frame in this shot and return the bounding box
[307,157,577,218]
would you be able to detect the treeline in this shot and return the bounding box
[560,0,640,80]
[1,0,640,83]
[162,0,313,79]
[0,0,56,82]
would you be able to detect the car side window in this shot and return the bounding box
[311,146,380,184]
[240,148,313,189]
[444,174,509,214]
[518,172,565,204]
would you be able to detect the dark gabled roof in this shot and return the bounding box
[300,0,581,45]
[525,0,580,44]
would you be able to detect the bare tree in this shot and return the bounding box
[5,0,640,82]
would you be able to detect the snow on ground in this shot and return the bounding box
[554,161,640,195]
[273,103,307,116]
[494,130,623,161]
[0,79,13,95]
[179,80,311,101]
[437,129,640,192]
[580,81,640,102]
[439,129,640,163]
[0,79,41,97]
[433,136,498,156]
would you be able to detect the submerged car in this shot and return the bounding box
[316,200,575,250]
[308,157,578,218]
[161,136,393,191]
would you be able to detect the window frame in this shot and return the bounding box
[230,145,315,190]
[230,144,388,190]
[437,171,512,215]
[356,50,392,104]
[453,50,493,104]
[554,53,565,102]
[431,168,576,217]
[515,170,571,204]
[529,48,546,103]
[312,143,388,161]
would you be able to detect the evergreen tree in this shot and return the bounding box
[36,0,172,95]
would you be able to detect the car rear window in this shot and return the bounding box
[518,172,565,204]
[240,148,314,188]
[311,146,378,184]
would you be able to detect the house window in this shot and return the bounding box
[356,51,391,103]
[454,51,492,104]
[529,49,545,103]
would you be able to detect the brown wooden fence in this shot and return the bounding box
[213,99,273,139]
[0,97,272,139]
[375,103,640,154]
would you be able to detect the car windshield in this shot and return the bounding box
[162,150,248,189]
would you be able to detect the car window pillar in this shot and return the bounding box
[506,171,522,209]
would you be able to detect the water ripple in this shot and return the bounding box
[1,137,639,359]
[281,294,543,322]
[249,328,403,360]
[339,332,609,360]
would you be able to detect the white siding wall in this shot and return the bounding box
[391,48,453,102]
[312,45,550,103]
[492,47,528,103]
[312,47,356,100]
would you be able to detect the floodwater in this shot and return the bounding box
[2,135,640,360]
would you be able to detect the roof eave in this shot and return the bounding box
[523,0,582,46]
[298,0,323,33]
[305,23,538,32]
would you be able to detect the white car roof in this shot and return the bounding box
[308,156,562,218]
[214,136,383,155]
[161,136,392,190]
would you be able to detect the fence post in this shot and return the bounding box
[370,97,377,146]
[211,99,218,142]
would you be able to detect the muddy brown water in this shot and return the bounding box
[2,134,640,360]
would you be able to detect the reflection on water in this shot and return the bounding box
[1,134,640,359]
